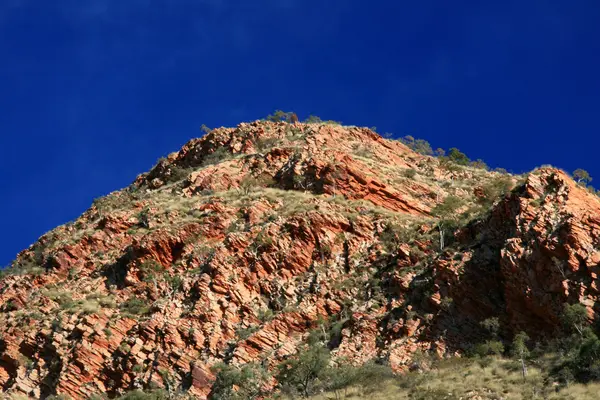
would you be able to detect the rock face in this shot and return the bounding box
[1,120,598,399]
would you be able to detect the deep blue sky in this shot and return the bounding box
[1,0,599,266]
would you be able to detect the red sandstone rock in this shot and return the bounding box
[2,121,596,399]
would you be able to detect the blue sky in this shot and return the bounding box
[1,0,599,266]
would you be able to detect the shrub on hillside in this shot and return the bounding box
[202,147,231,167]
[573,169,593,185]
[431,195,465,250]
[399,135,433,156]
[120,297,151,316]
[446,148,470,165]
[265,110,297,123]
[478,176,514,207]
[304,115,323,123]
[210,362,270,400]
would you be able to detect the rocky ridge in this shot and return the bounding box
[1,120,598,399]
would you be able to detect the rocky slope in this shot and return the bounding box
[1,120,598,399]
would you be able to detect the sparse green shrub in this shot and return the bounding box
[480,317,501,338]
[431,196,465,250]
[257,308,274,323]
[136,208,150,229]
[4,300,18,312]
[399,135,433,156]
[18,355,34,371]
[530,198,543,207]
[166,275,183,292]
[200,124,212,134]
[120,297,151,316]
[254,137,278,152]
[573,169,593,185]
[0,263,44,278]
[118,342,131,353]
[164,166,191,183]
[480,176,514,205]
[138,259,164,283]
[210,362,270,400]
[562,303,590,337]
[277,343,331,398]
[379,223,416,252]
[474,341,505,357]
[265,110,296,123]
[402,168,417,179]
[353,144,373,158]
[249,231,274,255]
[238,176,260,196]
[236,325,259,340]
[238,174,274,196]
[446,147,470,165]
[114,390,169,400]
[470,159,488,170]
[202,147,231,167]
[133,364,144,373]
[304,115,323,123]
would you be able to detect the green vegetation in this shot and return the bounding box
[238,174,274,195]
[0,262,44,277]
[478,175,514,207]
[573,168,592,185]
[299,355,600,400]
[138,259,165,283]
[398,135,433,156]
[292,301,600,399]
[431,195,464,250]
[254,136,279,152]
[210,362,270,400]
[265,110,298,123]
[276,338,392,399]
[304,115,323,123]
[202,147,232,167]
[114,390,171,400]
[120,297,152,316]
[201,124,212,134]
[446,147,470,165]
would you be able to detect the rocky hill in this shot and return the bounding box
[2,119,600,399]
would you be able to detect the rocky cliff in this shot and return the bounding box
[1,120,597,399]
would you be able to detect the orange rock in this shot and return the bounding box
[5,122,600,398]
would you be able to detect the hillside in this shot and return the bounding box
[2,118,600,399]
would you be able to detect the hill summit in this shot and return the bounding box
[3,118,600,399]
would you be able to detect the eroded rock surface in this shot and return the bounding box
[1,121,593,399]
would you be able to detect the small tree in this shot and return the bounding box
[562,303,590,337]
[210,363,269,400]
[511,331,530,378]
[431,195,465,250]
[277,344,331,398]
[481,317,501,338]
[238,176,260,196]
[573,169,592,185]
[321,362,358,400]
[470,159,488,170]
[265,110,296,123]
[474,318,504,357]
[304,115,323,123]
[200,124,212,134]
[399,135,433,156]
[447,147,470,165]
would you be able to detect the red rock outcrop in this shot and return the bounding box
[0,120,594,399]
